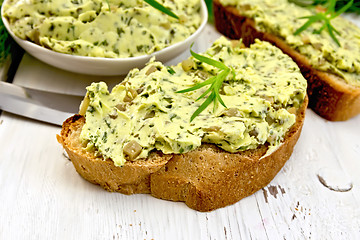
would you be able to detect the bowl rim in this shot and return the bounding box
[1,0,208,64]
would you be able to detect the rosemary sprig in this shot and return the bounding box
[167,66,176,75]
[294,0,353,46]
[144,0,179,19]
[177,46,231,122]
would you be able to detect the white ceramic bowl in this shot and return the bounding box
[1,0,208,76]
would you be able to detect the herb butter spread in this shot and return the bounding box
[219,0,360,87]
[3,0,201,57]
[79,37,307,166]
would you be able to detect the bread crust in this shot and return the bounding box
[57,96,308,212]
[213,0,360,121]
[57,115,172,194]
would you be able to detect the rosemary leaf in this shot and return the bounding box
[196,84,213,101]
[190,92,216,122]
[327,0,337,12]
[190,48,228,70]
[293,16,319,35]
[331,0,354,18]
[176,75,216,93]
[326,21,340,46]
[167,66,176,75]
[144,0,179,19]
[214,69,229,108]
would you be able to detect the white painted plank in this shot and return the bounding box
[1,110,359,240]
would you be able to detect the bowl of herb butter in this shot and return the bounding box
[1,0,207,75]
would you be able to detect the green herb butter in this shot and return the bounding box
[219,0,360,87]
[3,0,201,57]
[79,37,306,166]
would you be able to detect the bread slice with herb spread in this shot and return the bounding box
[213,0,360,121]
[57,37,308,211]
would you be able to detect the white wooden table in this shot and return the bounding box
[1,23,360,240]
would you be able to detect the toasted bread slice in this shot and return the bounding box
[213,0,360,121]
[57,96,307,212]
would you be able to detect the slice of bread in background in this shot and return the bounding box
[57,96,308,212]
[213,0,360,121]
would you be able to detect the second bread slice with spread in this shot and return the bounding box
[213,0,360,121]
